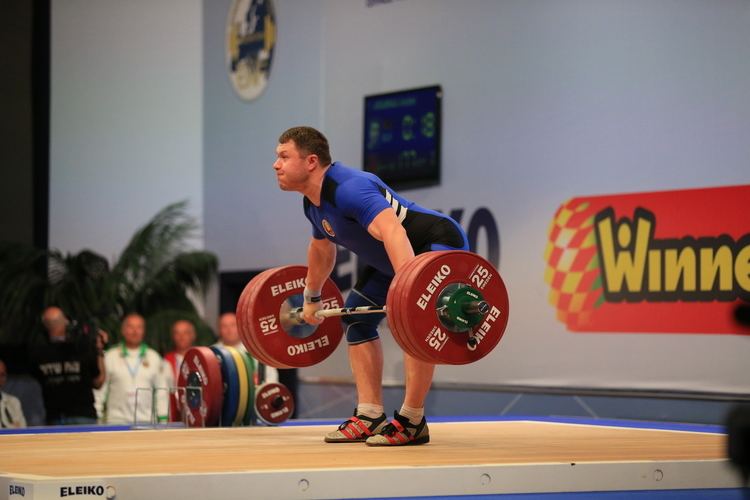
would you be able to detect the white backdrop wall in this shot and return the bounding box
[49,0,746,395]
[50,0,204,259]
[311,0,750,393]
[203,0,324,271]
[204,0,750,394]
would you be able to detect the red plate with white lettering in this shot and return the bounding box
[400,255,442,362]
[400,254,453,362]
[254,382,295,425]
[384,260,410,358]
[238,268,292,367]
[238,267,332,368]
[388,255,430,361]
[237,268,282,367]
[390,252,475,364]
[239,265,344,368]
[177,346,223,427]
[394,251,509,365]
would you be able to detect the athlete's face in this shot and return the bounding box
[274,141,313,191]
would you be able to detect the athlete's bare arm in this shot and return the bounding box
[367,208,415,273]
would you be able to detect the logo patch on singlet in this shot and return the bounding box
[322,219,336,237]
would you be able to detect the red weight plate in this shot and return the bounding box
[402,254,446,362]
[246,267,325,368]
[386,258,426,357]
[395,252,457,362]
[246,265,344,368]
[386,259,414,358]
[395,253,440,362]
[386,263,408,355]
[177,346,223,427]
[237,268,281,366]
[247,267,310,368]
[387,254,431,361]
[393,252,466,363]
[236,269,265,358]
[401,251,510,365]
[237,268,278,361]
[410,255,448,362]
[239,270,279,366]
[255,382,294,425]
[401,251,502,364]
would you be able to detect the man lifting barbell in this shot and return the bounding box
[272,126,471,446]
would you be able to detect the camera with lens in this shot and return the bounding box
[66,318,101,349]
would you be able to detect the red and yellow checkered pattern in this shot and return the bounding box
[544,199,604,329]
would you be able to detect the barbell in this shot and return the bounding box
[236,250,510,368]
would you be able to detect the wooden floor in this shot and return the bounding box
[0,421,726,478]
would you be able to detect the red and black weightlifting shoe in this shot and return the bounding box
[324,409,388,443]
[365,411,430,446]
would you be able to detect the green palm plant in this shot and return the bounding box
[0,201,218,353]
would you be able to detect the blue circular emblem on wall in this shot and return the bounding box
[226,0,277,101]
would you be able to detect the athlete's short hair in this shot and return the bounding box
[279,126,332,166]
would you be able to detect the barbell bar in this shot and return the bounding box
[284,298,490,324]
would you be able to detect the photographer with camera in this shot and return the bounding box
[29,306,107,425]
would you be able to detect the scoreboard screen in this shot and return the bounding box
[363,85,442,190]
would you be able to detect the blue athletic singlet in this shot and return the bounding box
[303,162,468,276]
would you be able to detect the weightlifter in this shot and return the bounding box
[273,126,468,446]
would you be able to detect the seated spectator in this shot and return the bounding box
[96,313,169,424]
[0,359,26,428]
[214,312,278,384]
[29,306,106,425]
